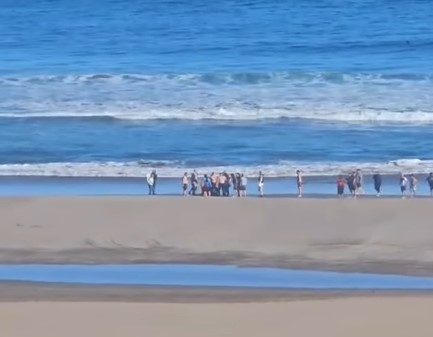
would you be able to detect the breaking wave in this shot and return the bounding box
[1,72,433,86]
[1,158,432,178]
[1,71,433,123]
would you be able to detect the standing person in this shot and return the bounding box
[202,174,211,197]
[146,171,154,195]
[236,173,242,197]
[400,173,408,199]
[240,174,248,197]
[257,171,265,197]
[296,170,303,198]
[346,172,356,196]
[372,172,382,197]
[230,173,237,197]
[182,172,189,196]
[427,172,433,196]
[354,169,363,197]
[189,171,198,196]
[409,174,418,198]
[151,170,158,195]
[337,175,346,198]
[210,172,218,196]
[219,172,227,197]
[215,173,221,196]
[223,172,230,196]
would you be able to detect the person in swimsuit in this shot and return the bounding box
[427,172,433,196]
[400,173,408,199]
[296,170,303,198]
[372,172,382,197]
[210,172,218,196]
[182,172,189,196]
[409,174,418,198]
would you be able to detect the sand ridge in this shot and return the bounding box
[1,197,433,274]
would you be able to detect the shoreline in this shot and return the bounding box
[0,175,432,197]
[0,173,429,182]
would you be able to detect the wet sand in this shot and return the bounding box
[0,282,407,302]
[1,196,433,275]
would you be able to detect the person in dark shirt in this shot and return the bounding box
[223,172,230,197]
[230,173,237,197]
[354,169,363,197]
[189,171,198,196]
[346,172,355,196]
[372,172,382,197]
[151,169,157,195]
[427,172,433,196]
[236,173,242,197]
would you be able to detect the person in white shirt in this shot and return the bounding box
[296,170,303,198]
[182,172,189,196]
[146,172,154,195]
[409,174,418,198]
[257,171,264,197]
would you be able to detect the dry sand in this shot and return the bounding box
[1,196,433,274]
[2,196,433,336]
[2,296,433,337]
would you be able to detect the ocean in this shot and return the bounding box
[1,0,433,178]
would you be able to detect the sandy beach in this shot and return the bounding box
[1,196,433,274]
[2,196,433,336]
[2,294,433,337]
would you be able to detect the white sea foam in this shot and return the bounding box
[1,108,433,122]
[1,159,432,178]
[1,72,433,123]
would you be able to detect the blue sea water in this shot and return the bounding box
[2,264,433,289]
[1,0,433,177]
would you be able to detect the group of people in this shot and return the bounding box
[180,170,304,198]
[147,169,433,198]
[182,171,250,197]
[337,171,433,198]
[336,169,366,198]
